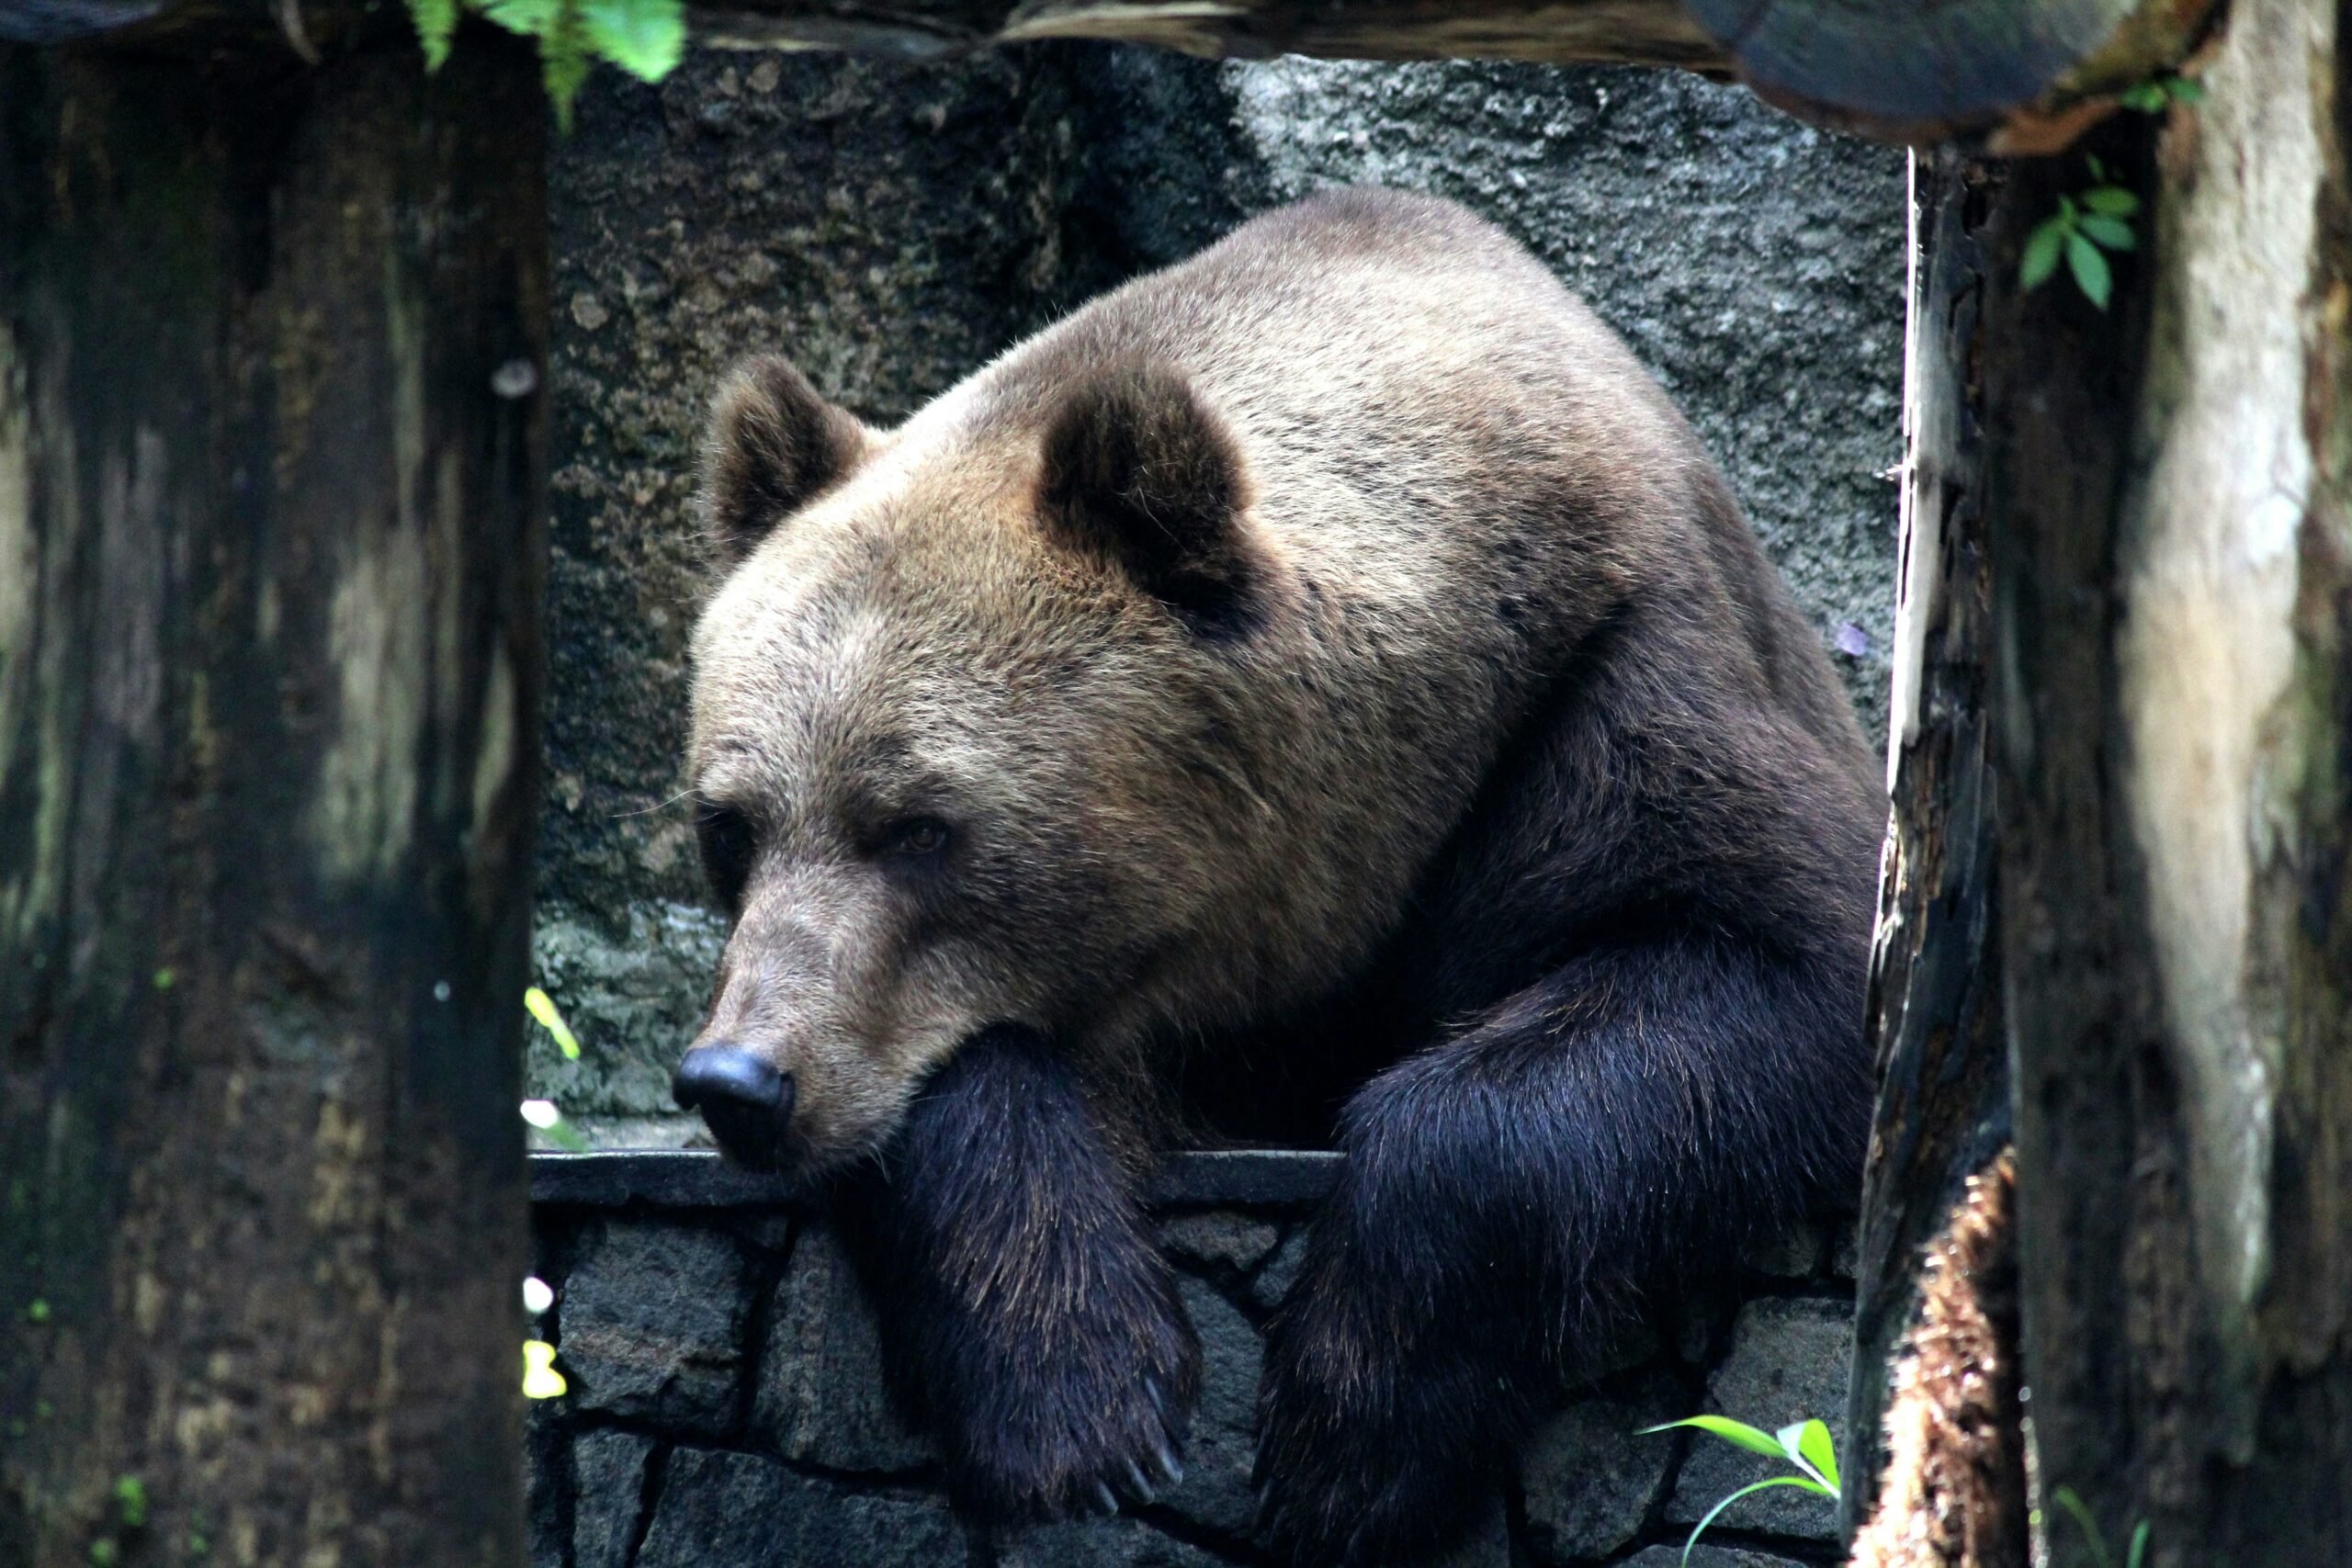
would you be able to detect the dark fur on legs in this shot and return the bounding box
[841,1027,1200,1522]
[1255,937,1871,1565]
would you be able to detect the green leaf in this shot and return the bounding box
[2082,186,2142,218]
[1679,1477,1836,1565]
[2124,1520,2151,1568]
[539,0,592,134]
[406,0,458,69]
[2052,1487,2115,1568]
[581,0,685,82]
[1642,1415,1791,1460]
[2021,217,2070,290]
[2067,232,2114,310]
[112,1476,148,1529]
[525,986,582,1060]
[2076,214,2137,252]
[471,0,561,35]
[2166,76,2207,103]
[2086,152,2109,181]
[1782,1417,1839,1495]
[2119,82,2166,112]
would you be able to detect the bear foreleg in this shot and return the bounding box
[1254,935,1870,1565]
[843,1026,1201,1523]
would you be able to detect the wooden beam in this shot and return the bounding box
[0,0,2218,144]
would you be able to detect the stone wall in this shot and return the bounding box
[528,1153,1856,1567]
[527,46,1906,1129]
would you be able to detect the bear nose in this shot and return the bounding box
[673,1045,796,1170]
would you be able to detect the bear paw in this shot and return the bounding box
[1253,1283,1503,1566]
[936,1280,1201,1524]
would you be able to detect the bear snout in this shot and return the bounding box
[673,1043,797,1171]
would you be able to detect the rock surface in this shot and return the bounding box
[1665,1296,1855,1543]
[572,1428,657,1568]
[530,1154,1857,1568]
[754,1222,933,1472]
[560,1220,751,1434]
[636,1448,964,1568]
[530,45,1903,1120]
[1520,1368,1687,1563]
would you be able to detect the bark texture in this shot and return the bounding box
[1853,0,2352,1559]
[0,33,548,1568]
[1843,150,2013,1543]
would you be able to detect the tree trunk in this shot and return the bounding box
[0,31,548,1568]
[1853,0,2352,1559]
[1842,147,2013,1540]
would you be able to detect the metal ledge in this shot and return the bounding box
[529,1147,1344,1211]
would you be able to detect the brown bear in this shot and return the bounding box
[671,187,1883,1565]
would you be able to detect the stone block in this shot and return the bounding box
[523,1402,566,1568]
[1738,1220,1827,1280]
[637,1447,964,1568]
[561,1220,750,1436]
[573,1428,656,1568]
[1665,1297,1852,1544]
[1829,1222,1860,1281]
[1244,1227,1308,1314]
[1160,1276,1262,1537]
[1520,1368,1685,1564]
[1158,1211,1282,1280]
[996,1517,1235,1567]
[753,1221,932,1472]
[1617,1546,1814,1567]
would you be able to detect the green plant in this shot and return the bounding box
[2047,1486,2151,1568]
[1643,1414,1840,1565]
[2118,74,2206,113]
[402,0,686,129]
[526,986,582,1061]
[2023,154,2140,310]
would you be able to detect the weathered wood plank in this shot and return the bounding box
[0,0,2219,143]
[0,31,548,1568]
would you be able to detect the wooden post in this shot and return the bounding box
[0,29,548,1568]
[1854,0,2352,1559]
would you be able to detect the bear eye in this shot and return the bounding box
[877,816,951,860]
[695,802,757,908]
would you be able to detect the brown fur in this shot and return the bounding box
[678,188,1883,1555]
[685,189,1874,1169]
[1851,1151,2028,1568]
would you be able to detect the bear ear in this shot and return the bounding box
[698,355,870,567]
[1036,360,1261,634]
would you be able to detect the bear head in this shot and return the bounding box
[673,353,1282,1176]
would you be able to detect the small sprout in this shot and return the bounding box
[525,987,582,1060]
[187,1532,210,1558]
[153,967,175,991]
[522,1338,569,1400]
[1645,1414,1839,1563]
[89,1541,118,1567]
[523,1275,555,1315]
[113,1476,148,1529]
[27,1298,51,1324]
[521,1099,590,1152]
